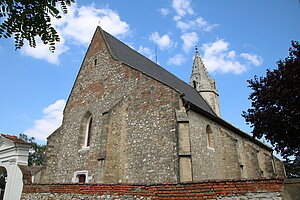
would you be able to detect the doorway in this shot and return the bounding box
[0,167,7,200]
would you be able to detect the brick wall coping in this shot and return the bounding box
[25,177,285,187]
[22,178,285,199]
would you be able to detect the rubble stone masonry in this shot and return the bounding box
[40,28,180,184]
[39,27,285,186]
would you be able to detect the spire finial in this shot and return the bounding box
[195,45,198,54]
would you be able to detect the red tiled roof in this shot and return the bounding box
[1,134,30,145]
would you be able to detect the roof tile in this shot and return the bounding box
[102,30,216,117]
[1,134,30,145]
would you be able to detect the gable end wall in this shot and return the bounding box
[40,28,181,184]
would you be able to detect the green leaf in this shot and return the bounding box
[0,0,74,52]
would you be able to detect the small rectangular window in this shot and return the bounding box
[77,174,86,183]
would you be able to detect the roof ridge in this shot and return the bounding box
[102,30,184,82]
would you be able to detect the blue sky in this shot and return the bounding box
[0,0,299,145]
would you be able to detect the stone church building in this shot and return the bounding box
[39,26,285,184]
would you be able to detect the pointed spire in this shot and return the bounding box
[193,45,205,69]
[191,46,206,77]
[190,45,221,117]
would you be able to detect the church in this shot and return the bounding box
[39,26,285,184]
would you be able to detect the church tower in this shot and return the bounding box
[190,47,221,117]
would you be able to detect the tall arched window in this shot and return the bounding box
[80,112,93,148]
[206,125,213,148]
[85,115,92,147]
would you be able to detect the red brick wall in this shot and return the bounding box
[22,178,284,199]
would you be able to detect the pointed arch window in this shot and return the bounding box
[206,125,214,148]
[80,112,93,148]
[85,115,92,147]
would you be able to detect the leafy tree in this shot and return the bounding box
[19,133,46,167]
[0,0,74,51]
[242,41,300,160]
[284,157,300,178]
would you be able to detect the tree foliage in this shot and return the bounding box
[0,0,74,51]
[242,41,300,160]
[284,156,300,178]
[19,133,46,167]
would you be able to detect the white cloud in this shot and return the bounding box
[56,4,129,45]
[21,36,69,64]
[173,15,181,21]
[138,45,155,60]
[158,8,170,16]
[24,99,66,141]
[21,3,129,64]
[203,39,230,56]
[181,32,199,53]
[201,39,248,74]
[227,50,236,60]
[168,54,186,66]
[240,53,263,66]
[149,32,174,50]
[176,17,218,32]
[203,24,218,32]
[177,17,206,30]
[172,0,194,17]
